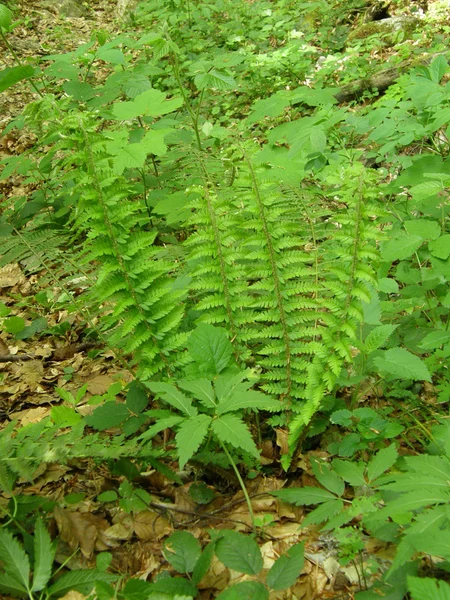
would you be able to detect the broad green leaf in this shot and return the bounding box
[378,278,399,293]
[138,415,184,441]
[403,454,450,479]
[211,414,259,458]
[419,330,450,350]
[272,487,337,506]
[310,458,345,496]
[216,581,268,600]
[140,128,169,156]
[97,48,126,65]
[404,219,441,240]
[247,91,291,125]
[215,531,263,575]
[31,519,54,592]
[428,54,449,83]
[408,576,450,600]
[63,80,95,102]
[194,68,236,90]
[301,499,345,528]
[146,576,197,597]
[367,444,398,483]
[192,541,216,585]
[176,414,211,469]
[215,377,280,415]
[364,324,397,353]
[410,533,450,562]
[126,382,148,414]
[429,234,450,260]
[409,180,442,200]
[0,3,12,31]
[84,402,130,430]
[147,382,197,416]
[0,65,35,92]
[51,405,82,427]
[163,531,201,574]
[188,324,233,376]
[374,347,431,382]
[331,460,366,487]
[4,316,25,334]
[266,543,304,591]
[0,529,30,593]
[381,233,423,262]
[47,570,118,596]
[112,88,183,120]
[178,379,216,409]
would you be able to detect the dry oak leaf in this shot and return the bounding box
[54,505,110,558]
[133,510,171,541]
[86,374,116,395]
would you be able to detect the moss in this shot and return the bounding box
[348,15,420,47]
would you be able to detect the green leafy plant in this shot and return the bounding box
[0,519,117,599]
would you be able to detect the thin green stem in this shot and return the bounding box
[219,440,256,534]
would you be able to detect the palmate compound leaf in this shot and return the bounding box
[266,542,305,591]
[176,414,212,469]
[215,531,263,575]
[111,88,183,120]
[178,378,217,410]
[47,570,118,596]
[0,528,30,596]
[310,458,345,497]
[211,414,259,459]
[214,373,281,415]
[163,531,201,574]
[272,487,337,506]
[31,519,55,592]
[374,347,432,382]
[146,382,197,417]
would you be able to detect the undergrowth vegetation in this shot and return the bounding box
[0,0,450,598]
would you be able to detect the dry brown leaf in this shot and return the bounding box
[86,374,115,395]
[54,506,109,558]
[104,522,133,541]
[197,554,229,590]
[133,510,172,541]
[16,360,44,387]
[58,592,89,600]
[0,263,25,287]
[0,338,9,353]
[13,406,50,426]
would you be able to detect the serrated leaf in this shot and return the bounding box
[0,572,28,597]
[381,233,423,262]
[51,405,82,427]
[216,581,269,600]
[266,542,304,591]
[31,519,54,592]
[215,531,263,575]
[367,444,398,483]
[194,68,236,90]
[272,487,337,506]
[138,415,185,441]
[163,531,201,574]
[84,402,130,430]
[378,489,449,518]
[211,414,259,458]
[301,499,345,528]
[429,234,450,260]
[419,330,450,350]
[188,324,233,376]
[364,324,397,353]
[147,382,196,416]
[111,88,183,120]
[192,541,216,585]
[216,378,280,415]
[47,570,118,596]
[428,54,449,83]
[310,458,345,496]
[178,379,217,410]
[97,48,126,65]
[126,382,148,414]
[146,575,197,598]
[176,414,211,469]
[374,347,431,382]
[404,219,441,240]
[408,576,450,600]
[0,528,30,593]
[247,91,291,125]
[332,460,366,486]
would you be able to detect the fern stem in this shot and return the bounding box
[244,152,293,399]
[219,440,256,534]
